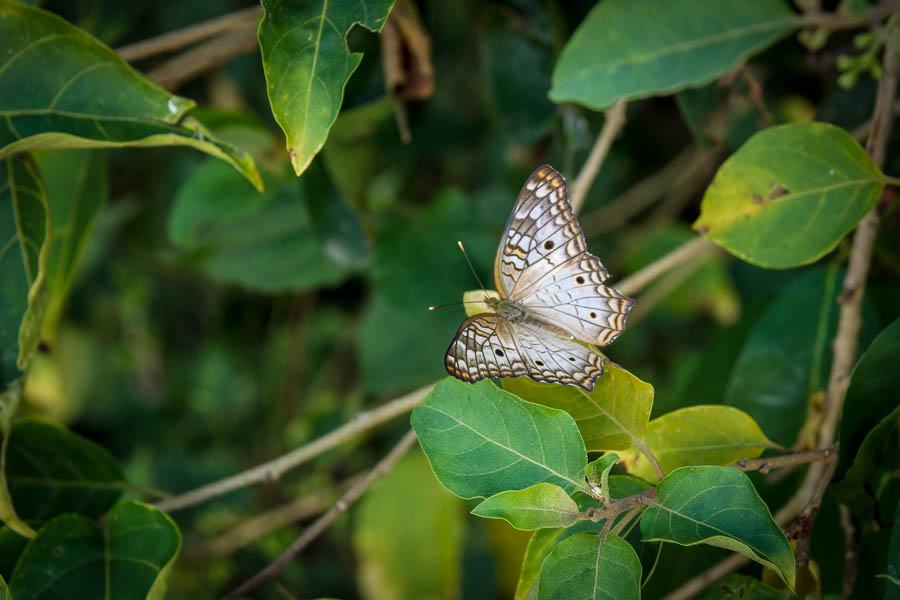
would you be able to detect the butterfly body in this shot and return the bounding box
[443,165,633,392]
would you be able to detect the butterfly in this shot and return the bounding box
[444,165,634,391]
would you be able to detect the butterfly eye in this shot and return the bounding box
[544,240,554,250]
[495,349,504,357]
[576,276,585,284]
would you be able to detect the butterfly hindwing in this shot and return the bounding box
[444,314,604,391]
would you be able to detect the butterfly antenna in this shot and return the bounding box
[428,300,483,311]
[457,240,487,290]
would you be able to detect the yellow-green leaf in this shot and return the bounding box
[620,405,771,481]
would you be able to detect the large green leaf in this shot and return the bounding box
[832,318,900,521]
[31,149,105,340]
[0,526,27,580]
[549,0,795,109]
[1,156,49,391]
[514,476,651,600]
[619,405,771,482]
[503,361,653,452]
[641,466,795,587]
[168,158,351,292]
[411,378,587,499]
[695,122,883,268]
[353,452,464,600]
[537,533,641,600]
[472,483,580,531]
[724,267,840,446]
[258,0,395,176]
[9,501,180,599]
[5,418,125,521]
[0,1,261,189]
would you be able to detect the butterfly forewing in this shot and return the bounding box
[447,164,632,391]
[445,314,604,391]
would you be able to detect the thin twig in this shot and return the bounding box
[221,429,419,600]
[624,259,705,326]
[839,504,857,597]
[661,554,750,600]
[580,488,657,522]
[147,25,259,90]
[155,383,432,513]
[615,237,717,297]
[798,0,900,31]
[730,447,836,473]
[116,5,262,62]
[570,100,628,214]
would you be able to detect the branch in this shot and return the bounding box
[116,6,262,62]
[615,236,717,297]
[221,429,419,600]
[570,100,628,214]
[730,447,836,473]
[154,383,432,513]
[798,0,900,31]
[661,553,750,600]
[579,487,657,522]
[147,25,259,90]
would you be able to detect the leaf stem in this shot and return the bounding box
[221,429,418,600]
[882,174,900,186]
[579,487,656,523]
[729,447,836,473]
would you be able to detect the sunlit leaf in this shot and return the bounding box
[550,0,795,109]
[411,378,587,499]
[503,362,653,451]
[354,452,463,600]
[0,156,49,391]
[9,501,180,599]
[0,1,261,189]
[641,466,795,587]
[619,405,771,481]
[6,418,125,521]
[472,483,579,530]
[258,0,395,176]
[537,533,641,600]
[695,122,883,268]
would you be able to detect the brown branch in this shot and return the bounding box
[147,25,259,90]
[580,488,657,522]
[839,504,857,597]
[221,429,419,600]
[116,6,262,62]
[730,447,836,473]
[661,553,750,600]
[155,383,432,513]
[570,100,628,214]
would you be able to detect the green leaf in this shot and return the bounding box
[0,576,8,600]
[696,574,798,599]
[0,1,261,190]
[472,483,579,530]
[10,501,180,599]
[168,158,350,292]
[549,0,795,109]
[6,418,125,521]
[619,406,771,482]
[1,156,49,391]
[885,500,900,600]
[585,452,619,503]
[641,466,795,587]
[503,361,653,452]
[353,452,464,600]
[832,318,900,520]
[514,476,651,600]
[724,267,840,446]
[258,0,395,176]
[537,533,641,600]
[31,150,105,341]
[0,526,27,580]
[411,378,587,499]
[694,122,883,268]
